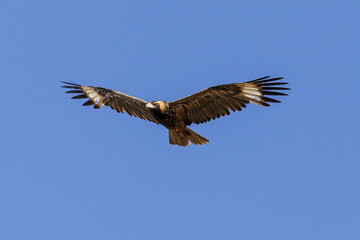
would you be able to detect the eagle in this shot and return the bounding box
[62,76,289,146]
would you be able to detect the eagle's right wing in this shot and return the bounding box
[61,81,159,124]
[170,76,289,125]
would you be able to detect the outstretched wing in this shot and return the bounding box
[61,81,158,124]
[170,76,289,125]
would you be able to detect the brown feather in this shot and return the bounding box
[62,82,158,124]
[72,94,87,99]
[170,76,288,125]
[83,100,94,106]
[262,91,288,96]
[66,90,83,94]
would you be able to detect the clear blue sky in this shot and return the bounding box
[1,0,359,239]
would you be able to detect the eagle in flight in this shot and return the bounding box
[62,76,289,146]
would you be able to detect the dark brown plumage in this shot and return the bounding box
[62,76,289,146]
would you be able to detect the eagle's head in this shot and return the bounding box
[146,101,167,114]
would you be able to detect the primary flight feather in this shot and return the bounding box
[62,76,289,146]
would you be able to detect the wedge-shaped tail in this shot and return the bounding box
[169,128,209,146]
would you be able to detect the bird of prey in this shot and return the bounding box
[62,76,289,146]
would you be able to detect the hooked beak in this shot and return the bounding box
[146,102,156,109]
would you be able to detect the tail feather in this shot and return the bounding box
[169,128,209,146]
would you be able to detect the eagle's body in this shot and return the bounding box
[62,76,289,146]
[146,101,175,128]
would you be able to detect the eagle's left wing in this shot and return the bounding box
[61,81,158,124]
[170,76,289,125]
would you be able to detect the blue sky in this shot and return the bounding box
[1,0,359,239]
